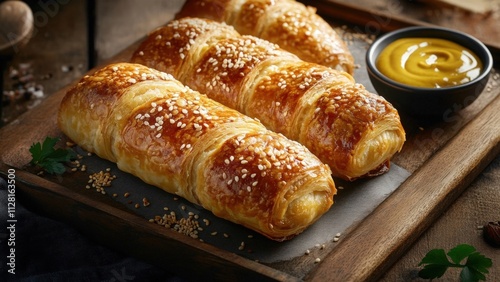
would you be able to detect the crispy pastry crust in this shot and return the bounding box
[58,63,336,241]
[176,0,355,73]
[131,18,406,180]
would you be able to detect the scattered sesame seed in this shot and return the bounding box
[238,241,245,251]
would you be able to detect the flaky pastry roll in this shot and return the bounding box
[131,18,406,181]
[175,0,355,73]
[57,63,336,241]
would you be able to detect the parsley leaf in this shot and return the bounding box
[418,244,492,282]
[29,136,75,174]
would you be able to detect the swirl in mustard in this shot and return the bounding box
[376,38,482,88]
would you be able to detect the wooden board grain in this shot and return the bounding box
[1,1,500,281]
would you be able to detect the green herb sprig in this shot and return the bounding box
[29,136,75,174]
[418,244,492,282]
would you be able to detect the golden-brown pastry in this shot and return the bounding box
[58,62,336,241]
[131,18,406,181]
[175,0,355,74]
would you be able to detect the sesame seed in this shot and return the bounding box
[238,241,245,251]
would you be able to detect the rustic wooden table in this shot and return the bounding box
[1,0,498,281]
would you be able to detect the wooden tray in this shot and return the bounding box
[1,1,499,281]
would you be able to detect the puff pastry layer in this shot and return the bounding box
[131,18,406,180]
[58,63,336,241]
[175,0,355,73]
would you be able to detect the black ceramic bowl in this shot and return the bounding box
[366,26,493,118]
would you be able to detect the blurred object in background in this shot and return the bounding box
[1,0,34,126]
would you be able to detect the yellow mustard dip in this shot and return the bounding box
[376,38,482,88]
